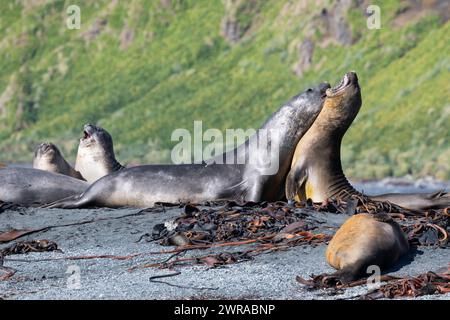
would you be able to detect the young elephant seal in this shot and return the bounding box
[44,82,330,209]
[325,213,409,283]
[33,142,85,180]
[286,72,450,211]
[75,124,125,183]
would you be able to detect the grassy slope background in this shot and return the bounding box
[0,0,449,179]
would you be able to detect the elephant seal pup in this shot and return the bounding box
[33,142,85,180]
[0,167,89,206]
[325,213,409,283]
[286,72,450,211]
[45,82,330,208]
[75,124,125,183]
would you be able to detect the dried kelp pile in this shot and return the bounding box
[333,191,409,215]
[362,267,450,299]
[400,208,449,247]
[0,201,22,214]
[134,201,334,270]
[0,240,59,256]
[0,240,59,280]
[296,267,450,299]
[153,201,333,244]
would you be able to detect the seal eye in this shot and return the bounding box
[307,88,313,92]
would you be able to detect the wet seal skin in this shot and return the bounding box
[33,142,85,180]
[325,213,409,283]
[286,72,450,211]
[0,167,89,206]
[44,82,330,209]
[75,124,125,183]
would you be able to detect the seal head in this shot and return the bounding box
[75,124,124,183]
[33,142,84,180]
[321,71,361,135]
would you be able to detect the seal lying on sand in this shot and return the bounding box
[75,124,125,183]
[369,192,450,211]
[325,213,409,283]
[286,72,450,211]
[45,82,330,208]
[33,142,85,180]
[0,167,88,206]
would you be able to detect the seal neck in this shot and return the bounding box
[327,169,361,200]
[244,101,318,176]
[111,159,125,172]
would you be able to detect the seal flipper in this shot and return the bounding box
[329,257,372,285]
[222,179,249,201]
[42,193,91,209]
[285,167,308,201]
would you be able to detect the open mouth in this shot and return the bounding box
[82,124,95,141]
[326,72,356,96]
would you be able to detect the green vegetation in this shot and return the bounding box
[0,0,448,179]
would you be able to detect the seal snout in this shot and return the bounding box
[346,71,358,84]
[83,124,96,140]
[38,142,55,154]
[326,72,359,96]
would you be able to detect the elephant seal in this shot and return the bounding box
[369,191,450,211]
[0,167,89,206]
[286,72,450,211]
[45,82,330,208]
[33,142,85,180]
[75,124,125,183]
[325,213,409,283]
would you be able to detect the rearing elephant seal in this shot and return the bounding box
[75,124,125,183]
[325,213,409,283]
[33,142,85,180]
[286,72,450,211]
[45,82,330,208]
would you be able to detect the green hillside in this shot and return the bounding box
[0,0,449,179]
